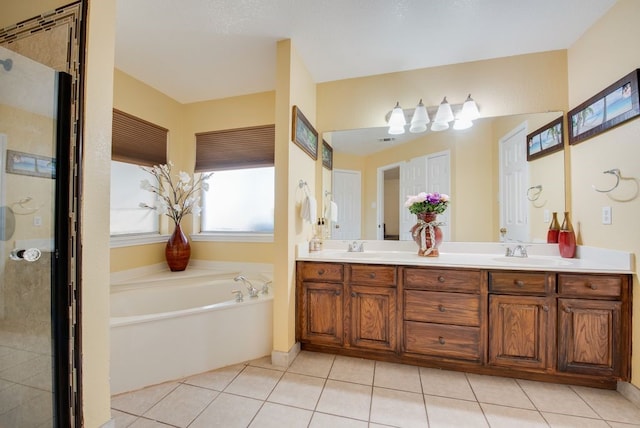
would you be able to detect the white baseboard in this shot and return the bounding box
[618,381,640,408]
[271,342,300,368]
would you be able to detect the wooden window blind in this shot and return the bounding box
[195,124,275,172]
[112,109,168,166]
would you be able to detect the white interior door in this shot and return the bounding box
[426,151,451,241]
[499,122,529,242]
[332,169,361,239]
[399,156,427,240]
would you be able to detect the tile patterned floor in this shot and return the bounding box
[111,351,640,428]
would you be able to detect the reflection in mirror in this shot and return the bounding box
[324,112,565,243]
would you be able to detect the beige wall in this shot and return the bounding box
[567,0,640,388]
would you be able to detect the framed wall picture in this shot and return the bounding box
[291,105,318,160]
[322,140,333,170]
[568,69,640,145]
[6,149,56,179]
[526,116,564,161]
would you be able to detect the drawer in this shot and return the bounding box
[299,262,344,282]
[558,274,623,298]
[350,264,396,286]
[403,268,481,293]
[404,290,480,326]
[404,321,481,361]
[489,271,551,294]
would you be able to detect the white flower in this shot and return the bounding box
[179,171,191,184]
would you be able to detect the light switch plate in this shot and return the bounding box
[602,206,612,225]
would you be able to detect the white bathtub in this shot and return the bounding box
[110,268,273,394]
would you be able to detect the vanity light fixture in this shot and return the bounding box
[431,96,454,131]
[452,94,480,130]
[409,99,430,133]
[387,102,406,135]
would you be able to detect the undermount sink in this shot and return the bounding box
[492,256,573,267]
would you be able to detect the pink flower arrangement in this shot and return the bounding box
[405,192,450,215]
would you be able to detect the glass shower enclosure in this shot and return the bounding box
[0,46,73,426]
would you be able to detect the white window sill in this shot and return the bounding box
[110,233,169,248]
[192,232,274,243]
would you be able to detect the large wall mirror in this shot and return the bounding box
[324,111,565,243]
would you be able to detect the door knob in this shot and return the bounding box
[9,248,41,262]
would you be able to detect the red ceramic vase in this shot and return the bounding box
[558,211,576,258]
[410,212,443,257]
[165,223,191,271]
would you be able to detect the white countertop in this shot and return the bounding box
[297,240,635,274]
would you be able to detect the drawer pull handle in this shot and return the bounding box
[514,280,525,287]
[438,305,446,312]
[437,276,445,283]
[438,336,446,345]
[318,269,325,275]
[351,292,357,297]
[564,306,571,313]
[370,272,376,279]
[542,305,549,312]
[588,283,598,290]
[335,290,341,296]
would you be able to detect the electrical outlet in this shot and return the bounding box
[33,216,42,227]
[602,206,612,225]
[544,209,550,223]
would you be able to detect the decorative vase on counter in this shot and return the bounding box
[558,211,576,258]
[547,211,560,243]
[410,212,443,257]
[165,223,191,271]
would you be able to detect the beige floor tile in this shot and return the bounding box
[249,402,312,428]
[111,409,138,428]
[267,372,325,410]
[374,361,422,393]
[110,381,179,415]
[481,403,548,428]
[370,387,428,428]
[316,379,372,420]
[420,367,476,401]
[466,373,535,409]
[607,421,640,427]
[368,424,397,428]
[129,417,175,427]
[189,392,262,428]
[0,391,52,428]
[424,394,489,427]
[309,412,369,428]
[0,384,48,414]
[288,350,335,378]
[329,355,375,385]
[517,379,599,418]
[144,384,218,427]
[224,366,283,400]
[184,363,245,391]
[572,386,640,424]
[542,412,610,428]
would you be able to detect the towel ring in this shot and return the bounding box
[526,185,543,201]
[592,169,620,193]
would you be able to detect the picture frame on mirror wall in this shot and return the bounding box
[6,149,56,179]
[568,69,640,145]
[526,116,564,161]
[291,105,318,160]
[322,140,333,170]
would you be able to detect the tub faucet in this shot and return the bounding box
[261,280,272,295]
[231,289,244,302]
[234,275,259,298]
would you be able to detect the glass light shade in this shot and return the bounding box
[460,94,480,120]
[453,119,473,130]
[409,99,430,133]
[433,96,454,124]
[430,121,449,132]
[388,125,406,135]
[388,102,406,127]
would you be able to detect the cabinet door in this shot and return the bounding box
[558,298,622,377]
[299,282,344,346]
[489,295,552,370]
[349,285,397,351]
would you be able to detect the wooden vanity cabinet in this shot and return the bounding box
[557,273,630,379]
[402,267,485,363]
[488,272,555,371]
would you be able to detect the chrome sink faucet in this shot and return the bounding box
[348,241,364,252]
[234,275,259,298]
[505,244,529,258]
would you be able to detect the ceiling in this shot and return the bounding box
[115,0,616,154]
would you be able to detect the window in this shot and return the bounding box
[195,125,275,238]
[200,166,274,233]
[110,109,167,237]
[110,160,159,235]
